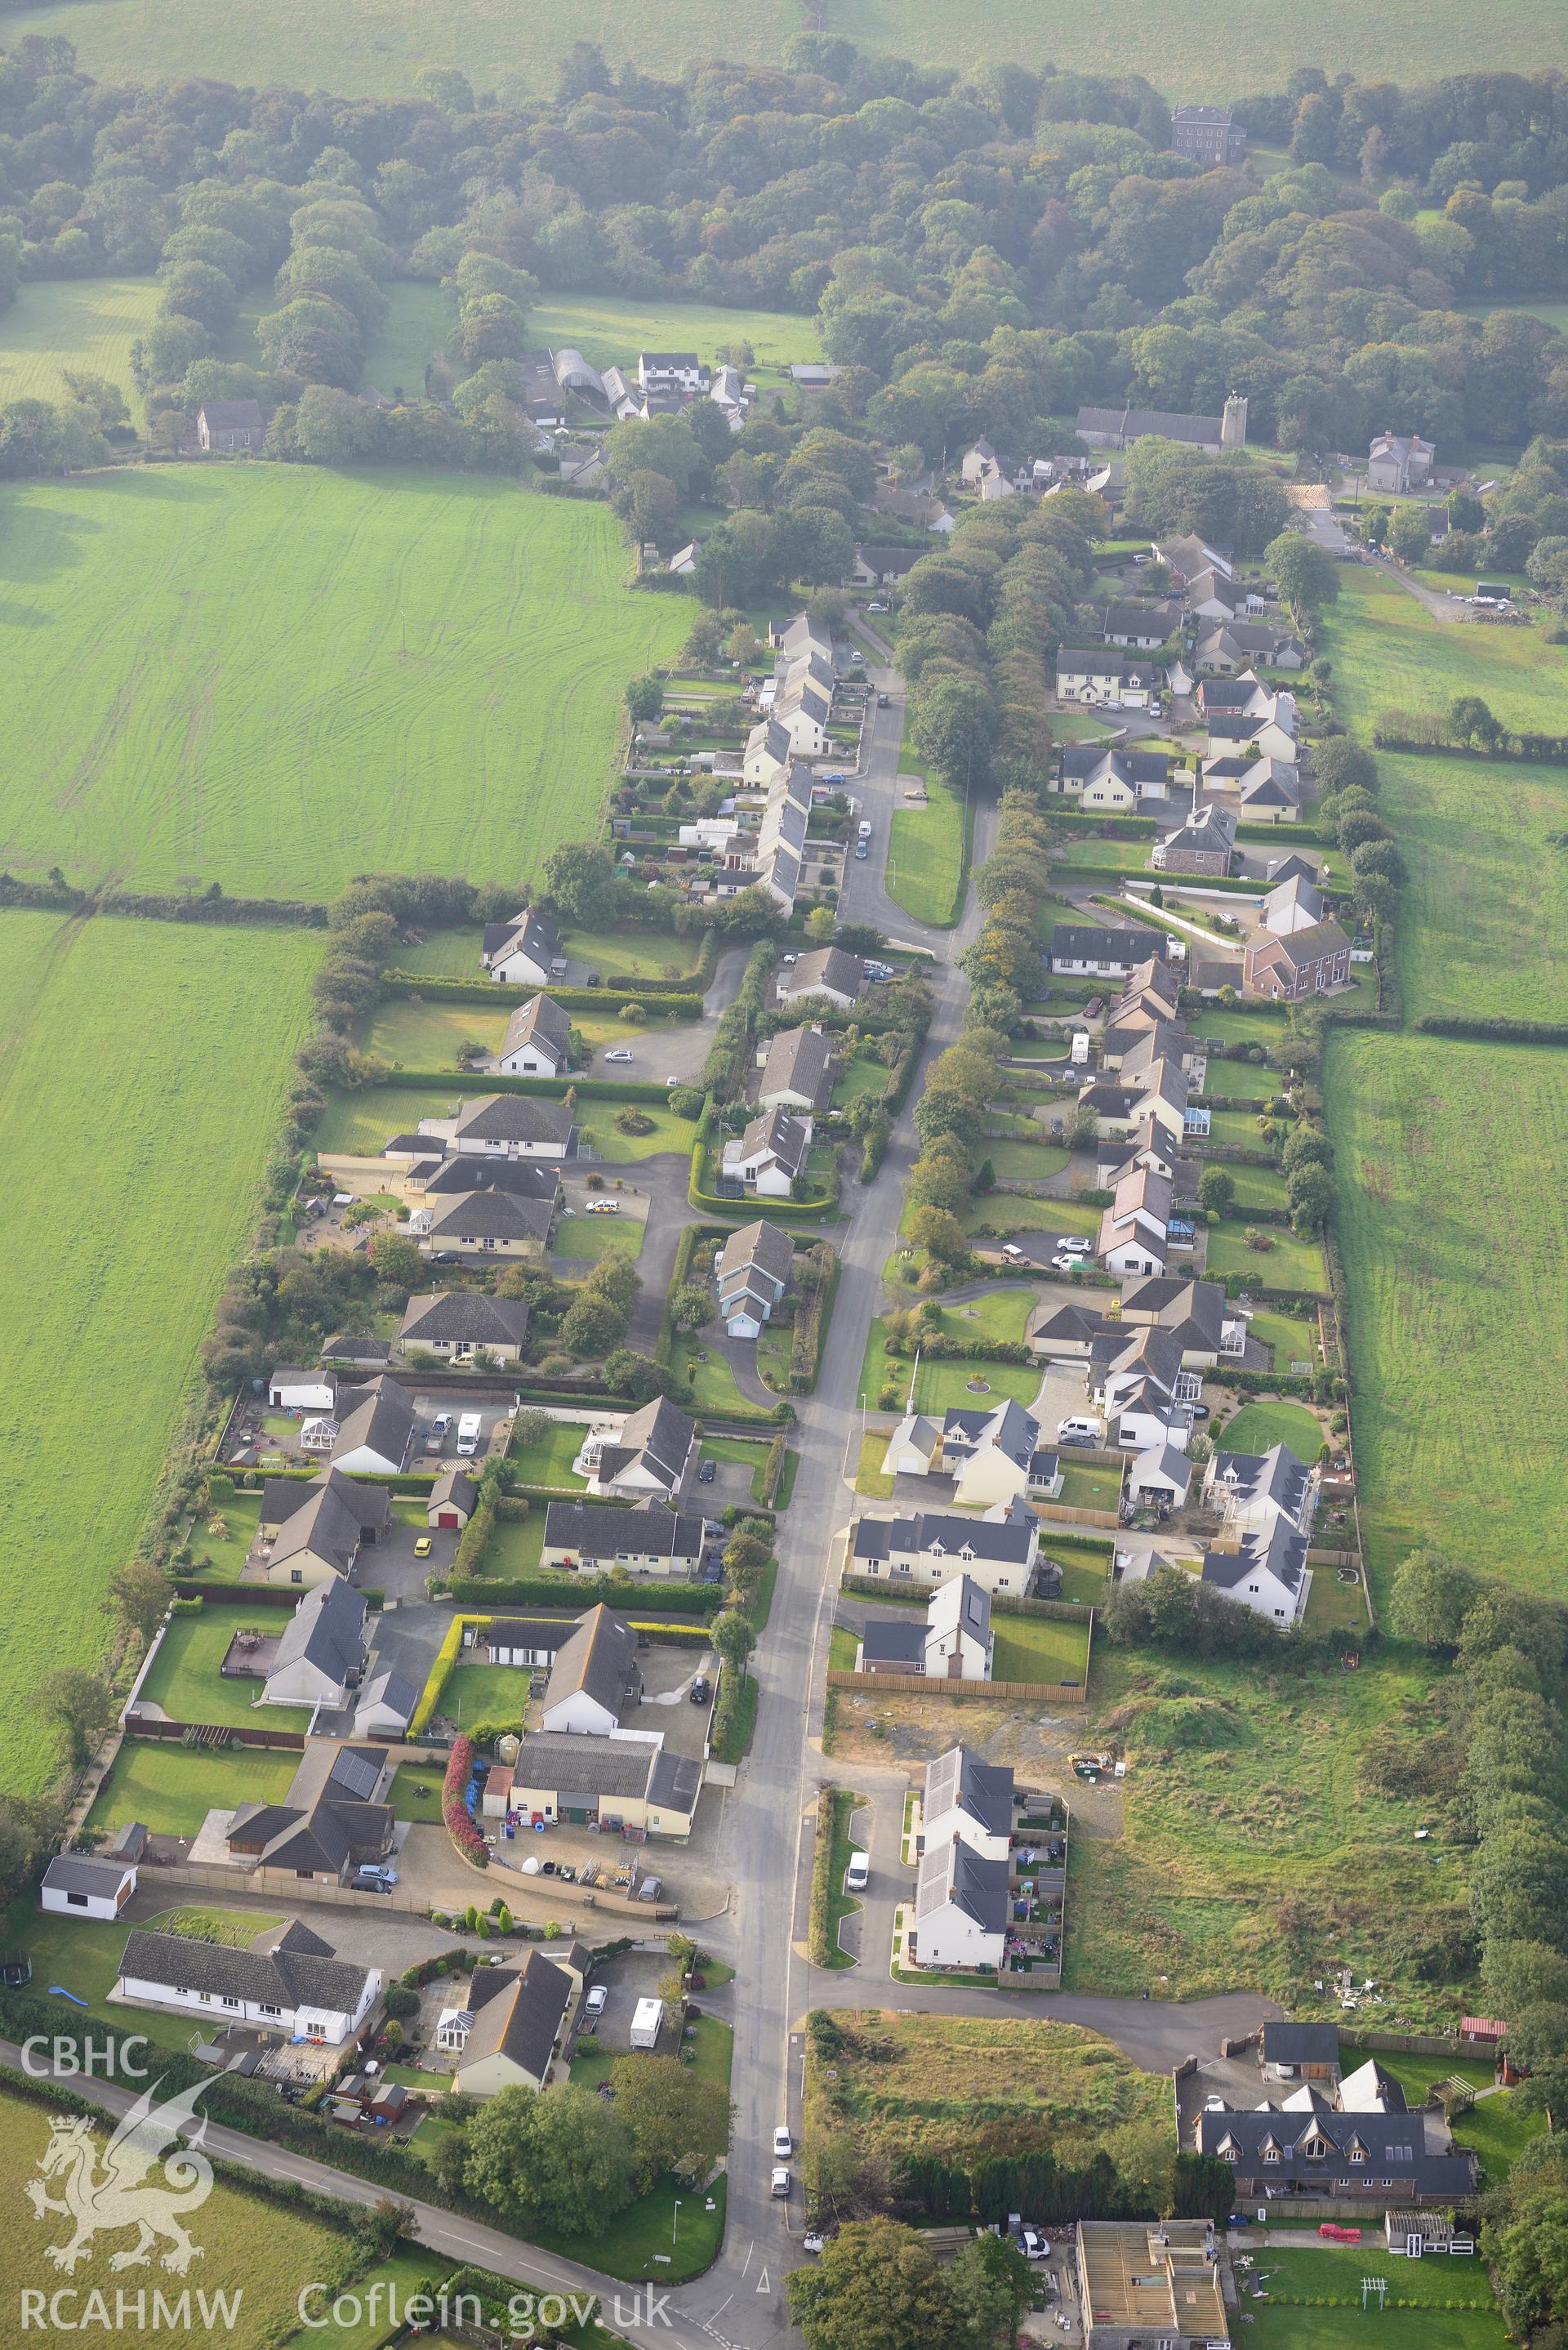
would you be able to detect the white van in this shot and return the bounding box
[456,1411,483,1457]
[1057,1416,1102,1445]
[844,1850,870,1893]
[858,818,873,840]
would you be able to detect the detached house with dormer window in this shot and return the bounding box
[847,1508,1040,1597]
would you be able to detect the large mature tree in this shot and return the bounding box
[609,2053,733,2191]
[539,839,621,928]
[789,2220,955,2350]
[462,2085,636,2234]
[35,1670,114,1767]
[947,2230,1032,2349]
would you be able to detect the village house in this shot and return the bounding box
[541,1500,703,1579]
[851,544,922,589]
[399,1289,531,1363]
[1054,649,1160,710]
[910,1835,1009,1971]
[1205,1443,1318,1536]
[1196,2103,1475,2206]
[578,1395,697,1501]
[1102,599,1181,648]
[1150,800,1237,876]
[757,1022,835,1114]
[329,1377,417,1477]
[1120,1274,1241,1367]
[1157,535,1232,588]
[223,1744,396,1887]
[1367,431,1436,493]
[722,1104,812,1197]
[261,1577,368,1709]
[715,1217,795,1338]
[1195,620,1306,674]
[922,1744,1016,1862]
[446,1946,582,2098]
[1185,566,1244,622]
[500,1731,702,1838]
[858,1574,994,1680]
[849,1507,1040,1597]
[938,1397,1054,1509]
[539,1604,641,1737]
[743,716,793,789]
[1171,101,1248,162]
[1245,916,1352,999]
[1261,872,1327,935]
[1200,1518,1313,1625]
[481,910,564,987]
[1076,2221,1229,2350]
[415,1187,555,1258]
[116,1918,380,2047]
[1126,1440,1192,1508]
[1049,925,1164,980]
[430,1094,574,1162]
[258,1466,391,1589]
[1236,756,1301,820]
[1053,746,1171,812]
[776,945,864,1010]
[496,992,573,1078]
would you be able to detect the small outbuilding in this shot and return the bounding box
[41,1853,137,1920]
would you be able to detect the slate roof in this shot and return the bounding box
[915,1839,1009,1932]
[860,1617,927,1667]
[419,1157,560,1200]
[1263,874,1325,930]
[1211,1441,1313,1518]
[1122,1275,1227,1354]
[929,1572,991,1648]
[118,1927,372,2016]
[1077,404,1223,447]
[270,1579,367,1687]
[1059,746,1171,790]
[924,1744,1014,1838]
[1050,925,1161,965]
[1102,599,1181,640]
[1255,916,1350,969]
[545,1604,639,1719]
[483,909,562,970]
[728,1106,810,1177]
[780,946,863,1000]
[500,992,572,1063]
[400,1291,532,1349]
[332,1377,416,1471]
[717,1217,795,1296]
[318,1334,391,1367]
[543,1501,702,1563]
[355,1670,419,1727]
[940,1397,1040,1469]
[852,1512,1036,1567]
[43,1853,134,1900]
[261,1468,391,1542]
[1129,1439,1192,1491]
[270,1477,370,1579]
[429,1468,480,1517]
[604,1396,696,1492]
[424,1190,555,1244]
[760,1023,834,1108]
[1263,2021,1343,2065]
[647,1746,704,1813]
[457,1950,572,2080]
[1201,1518,1311,1600]
[450,1094,574,1148]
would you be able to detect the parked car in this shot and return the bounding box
[802,2231,826,2256]
[413,1536,432,1558]
[355,1865,398,1889]
[430,1413,452,1441]
[1001,1242,1027,1262]
[1320,2223,1361,2242]
[855,841,869,859]
[689,1676,711,1706]
[866,600,888,612]
[781,952,798,966]
[605,1049,635,1064]
[587,1199,621,1215]
[771,2167,792,2197]
[698,1458,717,1484]
[585,1985,608,2017]
[858,818,873,838]
[1061,1236,1093,1253]
[877,692,890,707]
[430,1250,461,1266]
[773,2126,793,2159]
[1017,2228,1049,2262]
[1051,1251,1090,1273]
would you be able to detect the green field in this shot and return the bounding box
[0,274,164,406]
[0,2087,353,2346]
[0,468,686,899]
[1330,1028,1568,1599]
[529,297,817,372]
[4,0,1552,108]
[84,1738,301,1838]
[0,912,317,1794]
[1324,566,1566,738]
[1066,1643,1466,2010]
[885,777,969,927]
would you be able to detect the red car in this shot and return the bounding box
[1318,2223,1361,2242]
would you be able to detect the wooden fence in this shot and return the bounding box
[827,1669,1088,1706]
[1035,1501,1120,1529]
[839,1574,1097,1625]
[122,1714,308,1752]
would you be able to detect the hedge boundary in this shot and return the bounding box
[382,974,703,1019]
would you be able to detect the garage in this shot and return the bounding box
[434,1509,461,1530]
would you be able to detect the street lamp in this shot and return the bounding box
[673,2200,682,2247]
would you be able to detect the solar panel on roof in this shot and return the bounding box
[327,1750,381,1801]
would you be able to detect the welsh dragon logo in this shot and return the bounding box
[25,2077,214,2274]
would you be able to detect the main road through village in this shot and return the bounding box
[13,634,1276,2349]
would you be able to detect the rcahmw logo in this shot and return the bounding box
[22,2076,218,2290]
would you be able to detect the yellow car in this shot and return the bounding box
[413,1536,433,1558]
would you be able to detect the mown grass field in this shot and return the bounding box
[0,2086,354,2344]
[529,296,817,372]
[0,274,163,405]
[0,912,317,1795]
[1066,1644,1467,2013]
[1324,564,1566,735]
[1217,1399,1323,1456]
[1241,2248,1507,2350]
[84,1738,300,1837]
[885,777,969,927]
[1329,1028,1568,1600]
[1206,1220,1327,1290]
[0,467,686,899]
[6,0,1552,107]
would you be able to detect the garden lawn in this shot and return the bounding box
[483,1516,547,1573]
[84,1739,300,1839]
[278,2247,459,2350]
[1243,2307,1505,2350]
[530,297,815,372]
[1329,1028,1568,1599]
[855,1433,895,1499]
[137,1603,315,1732]
[0,912,317,1795]
[990,1614,1092,1688]
[189,1492,263,1582]
[506,1420,590,1488]
[1054,1460,1122,1513]
[2,1899,281,2038]
[832,1047,892,1110]
[1245,1310,1320,1373]
[829,1626,858,1670]
[0,2087,354,2344]
[823,1791,866,1968]
[1039,1549,1111,1605]
[1189,1006,1289,1049]
[559,926,702,983]
[1216,1400,1323,1456]
[315,1081,463,1155]
[387,1761,448,1822]
[443,1658,528,1728]
[551,1211,645,1262]
[0,469,687,899]
[886,776,969,926]
[668,1334,753,1412]
[0,275,163,406]
[858,1319,1041,1414]
[1201,1108,1276,1146]
[1223,1162,1290,1211]
[537,2020,731,2282]
[356,283,455,400]
[1242,2247,1504,2337]
[979,1136,1072,1180]
[1206,1223,1328,1291]
[580,1103,700,1162]
[1364,2054,1541,2184]
[1066,1643,1469,2013]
